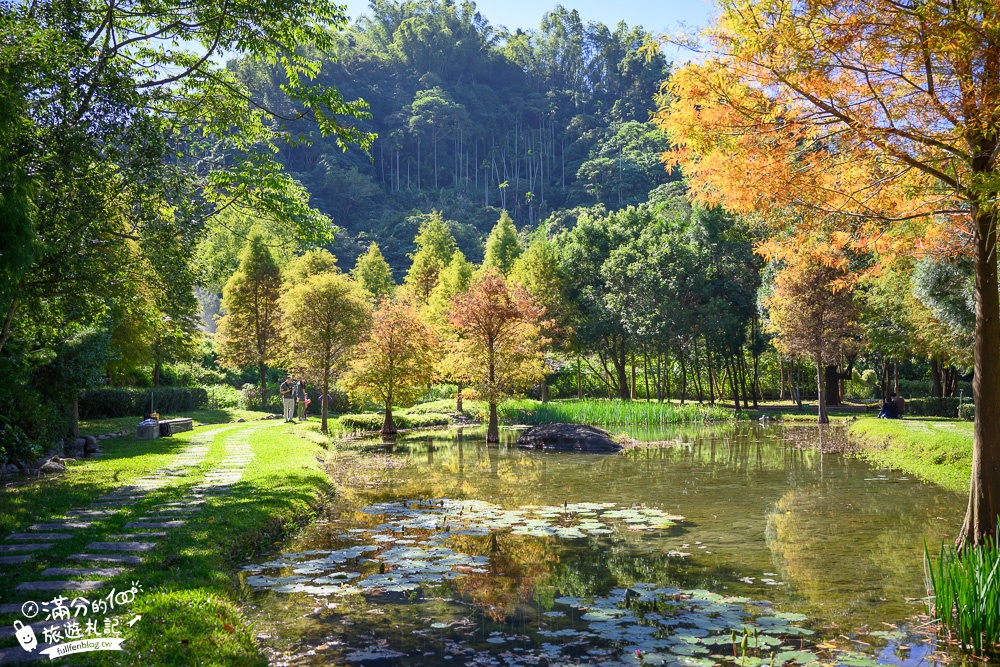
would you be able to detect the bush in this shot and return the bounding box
[161,361,230,387]
[844,369,878,399]
[203,384,241,409]
[79,387,208,418]
[0,417,40,464]
[958,403,975,421]
[238,383,282,413]
[340,412,452,432]
[416,384,458,403]
[905,397,962,418]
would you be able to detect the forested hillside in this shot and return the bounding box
[231,0,674,274]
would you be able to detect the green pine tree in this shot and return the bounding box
[483,210,521,275]
[351,242,396,299]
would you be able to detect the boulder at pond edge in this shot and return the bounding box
[516,423,622,452]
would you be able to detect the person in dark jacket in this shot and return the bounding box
[878,396,897,419]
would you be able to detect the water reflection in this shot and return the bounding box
[244,422,963,666]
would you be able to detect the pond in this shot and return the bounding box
[241,423,966,666]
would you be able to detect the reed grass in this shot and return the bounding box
[924,535,1000,656]
[497,399,733,426]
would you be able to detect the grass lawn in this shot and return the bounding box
[0,418,331,666]
[848,416,972,493]
[77,408,273,437]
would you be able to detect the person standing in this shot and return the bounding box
[280,375,296,422]
[295,378,308,421]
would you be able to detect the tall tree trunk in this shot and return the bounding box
[630,357,636,400]
[678,346,687,404]
[824,365,841,406]
[259,361,268,410]
[382,397,397,436]
[321,370,330,434]
[728,355,739,410]
[815,355,829,424]
[456,381,464,412]
[643,351,650,402]
[706,345,716,405]
[931,358,943,398]
[541,377,548,403]
[778,360,786,401]
[577,357,582,399]
[487,401,499,444]
[961,205,1000,546]
[615,342,629,400]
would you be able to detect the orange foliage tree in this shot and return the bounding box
[766,256,860,424]
[448,270,546,443]
[343,298,439,435]
[656,0,1000,545]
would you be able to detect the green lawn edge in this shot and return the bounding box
[847,417,972,493]
[0,419,332,666]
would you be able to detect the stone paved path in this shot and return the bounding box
[0,423,266,663]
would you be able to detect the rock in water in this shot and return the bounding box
[516,423,622,452]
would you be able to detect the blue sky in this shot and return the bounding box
[340,0,713,63]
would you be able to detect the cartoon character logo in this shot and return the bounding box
[13,620,37,652]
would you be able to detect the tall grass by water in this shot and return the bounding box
[925,536,1000,656]
[497,399,732,426]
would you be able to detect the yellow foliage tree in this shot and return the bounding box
[342,299,439,435]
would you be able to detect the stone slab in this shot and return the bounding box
[64,510,116,517]
[0,556,32,565]
[40,567,123,577]
[125,521,185,529]
[0,544,52,553]
[106,532,167,539]
[6,533,73,541]
[84,541,157,552]
[136,422,159,440]
[16,579,108,592]
[28,522,91,531]
[67,553,143,565]
[0,643,49,663]
[0,617,72,640]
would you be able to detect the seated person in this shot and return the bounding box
[891,392,906,419]
[878,397,897,419]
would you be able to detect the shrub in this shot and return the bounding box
[925,535,1000,656]
[416,384,459,403]
[161,361,230,387]
[238,383,282,413]
[958,403,975,421]
[203,384,241,409]
[79,387,208,418]
[906,397,962,418]
[0,417,40,464]
[340,412,452,432]
[844,369,878,399]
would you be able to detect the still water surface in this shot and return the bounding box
[243,423,964,666]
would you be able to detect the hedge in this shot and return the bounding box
[958,403,975,421]
[340,412,452,432]
[79,387,208,418]
[904,397,963,418]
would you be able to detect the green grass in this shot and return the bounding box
[495,398,733,426]
[849,417,972,492]
[77,408,273,436]
[0,420,331,666]
[925,535,1000,656]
